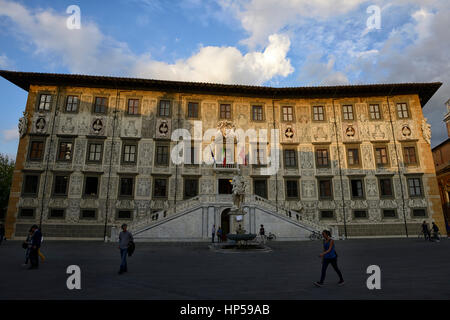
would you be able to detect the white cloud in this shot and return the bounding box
[0,54,11,68]
[298,55,349,86]
[2,127,19,142]
[0,0,293,85]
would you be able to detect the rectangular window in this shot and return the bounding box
[252,105,263,121]
[282,106,294,122]
[154,178,168,198]
[412,209,427,217]
[251,143,267,165]
[342,105,354,120]
[408,177,423,197]
[316,149,329,167]
[184,178,199,199]
[354,210,367,219]
[350,179,364,199]
[383,209,396,218]
[347,148,359,166]
[127,99,139,115]
[19,208,35,219]
[87,143,103,162]
[313,106,325,121]
[286,180,299,199]
[122,143,137,164]
[94,97,107,113]
[254,179,268,199]
[57,141,73,161]
[81,209,96,219]
[403,146,417,165]
[65,95,79,112]
[284,149,297,168]
[53,175,69,196]
[119,177,134,197]
[187,102,199,118]
[369,104,381,120]
[396,103,409,119]
[375,147,388,166]
[156,145,169,166]
[23,175,39,196]
[84,176,99,197]
[49,209,65,219]
[220,104,231,119]
[117,210,132,220]
[38,94,52,111]
[29,141,44,161]
[159,100,171,117]
[320,210,334,219]
[319,179,333,199]
[379,178,393,197]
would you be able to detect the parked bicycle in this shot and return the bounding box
[309,231,323,241]
[265,232,276,241]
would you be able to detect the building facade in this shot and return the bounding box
[0,70,446,240]
[431,99,450,236]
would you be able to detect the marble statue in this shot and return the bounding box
[231,171,246,214]
[18,111,28,138]
[422,118,431,145]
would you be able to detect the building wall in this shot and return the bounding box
[5,84,446,239]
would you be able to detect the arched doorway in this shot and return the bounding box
[220,208,231,240]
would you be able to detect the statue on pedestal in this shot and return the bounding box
[230,171,246,214]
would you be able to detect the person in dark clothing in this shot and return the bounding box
[29,225,42,270]
[259,224,265,244]
[422,221,431,241]
[23,229,33,266]
[431,222,440,241]
[314,230,344,287]
[118,224,133,275]
[0,223,5,245]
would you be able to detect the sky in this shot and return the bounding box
[0,0,449,159]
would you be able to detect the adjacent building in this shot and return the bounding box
[0,70,446,240]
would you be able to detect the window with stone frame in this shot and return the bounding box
[282,106,294,122]
[49,209,65,219]
[342,105,354,120]
[318,179,333,199]
[38,93,52,111]
[80,209,97,220]
[284,149,297,168]
[313,106,325,121]
[251,142,267,166]
[127,99,139,115]
[122,142,137,164]
[320,210,334,219]
[119,177,134,197]
[369,104,381,120]
[65,95,79,112]
[22,174,39,196]
[350,178,364,199]
[354,210,368,219]
[396,103,409,119]
[252,105,263,121]
[220,104,232,119]
[184,178,199,199]
[378,177,394,197]
[117,210,132,220]
[382,209,397,218]
[403,146,417,165]
[315,148,330,168]
[57,140,74,161]
[29,140,45,161]
[412,208,427,218]
[375,146,389,166]
[87,142,103,162]
[155,145,169,166]
[346,147,360,167]
[158,100,171,117]
[254,179,268,199]
[407,177,423,197]
[153,178,168,198]
[53,175,69,196]
[93,97,108,114]
[285,180,299,199]
[187,102,199,118]
[19,208,35,219]
[84,176,100,197]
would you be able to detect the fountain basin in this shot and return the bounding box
[226,233,257,241]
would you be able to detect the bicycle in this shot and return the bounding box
[266,232,276,241]
[309,231,323,241]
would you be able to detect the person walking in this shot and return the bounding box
[0,223,5,245]
[28,225,42,270]
[259,224,265,244]
[211,224,216,243]
[422,221,431,241]
[118,224,133,275]
[217,226,222,243]
[314,230,344,287]
[38,234,46,262]
[22,228,33,266]
[431,222,440,241]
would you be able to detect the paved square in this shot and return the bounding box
[0,238,449,299]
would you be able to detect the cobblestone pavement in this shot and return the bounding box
[0,238,449,300]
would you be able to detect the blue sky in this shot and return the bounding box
[0,0,449,158]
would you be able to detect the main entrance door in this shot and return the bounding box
[221,208,231,238]
[218,179,233,194]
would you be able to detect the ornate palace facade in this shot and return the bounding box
[0,70,446,240]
